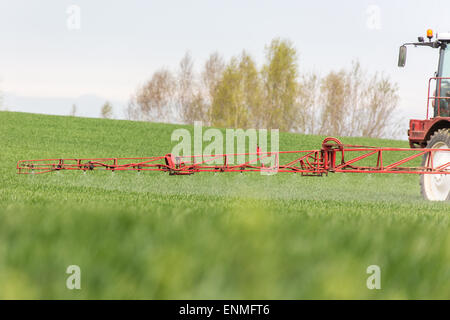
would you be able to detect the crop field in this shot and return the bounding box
[0,111,449,299]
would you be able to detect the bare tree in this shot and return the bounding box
[194,52,225,125]
[319,70,348,136]
[176,51,227,125]
[358,75,400,138]
[100,101,113,119]
[202,52,225,102]
[342,62,400,138]
[177,52,197,123]
[187,92,210,124]
[317,62,400,138]
[70,104,77,116]
[133,68,177,122]
[124,96,141,121]
[297,72,321,134]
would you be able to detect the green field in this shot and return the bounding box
[0,111,449,299]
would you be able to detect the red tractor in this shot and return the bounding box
[399,29,450,200]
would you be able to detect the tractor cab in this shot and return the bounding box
[435,36,450,117]
[398,30,450,149]
[398,30,450,118]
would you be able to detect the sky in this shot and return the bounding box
[0,0,449,132]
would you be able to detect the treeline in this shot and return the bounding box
[126,38,400,138]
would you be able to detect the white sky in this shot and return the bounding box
[0,0,449,125]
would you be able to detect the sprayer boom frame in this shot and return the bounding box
[16,137,450,176]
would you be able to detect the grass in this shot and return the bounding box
[0,111,449,299]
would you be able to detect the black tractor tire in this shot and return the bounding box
[420,129,450,201]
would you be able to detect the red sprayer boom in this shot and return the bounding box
[17,137,450,176]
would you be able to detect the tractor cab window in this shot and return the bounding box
[441,47,450,77]
[436,47,450,117]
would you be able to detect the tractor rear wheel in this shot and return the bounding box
[420,129,450,201]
